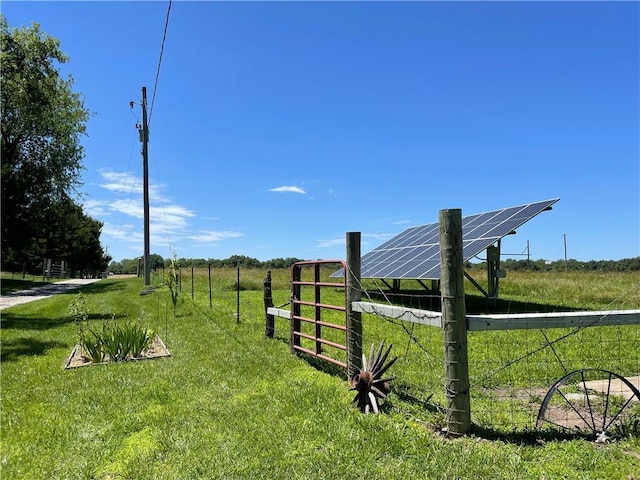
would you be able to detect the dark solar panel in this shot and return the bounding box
[332,198,559,280]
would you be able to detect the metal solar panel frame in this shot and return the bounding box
[333,198,559,281]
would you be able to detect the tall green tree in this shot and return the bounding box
[1,16,95,272]
[47,197,112,276]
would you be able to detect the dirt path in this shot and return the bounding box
[0,278,102,311]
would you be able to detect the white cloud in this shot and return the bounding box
[188,230,244,243]
[94,169,243,260]
[99,169,164,202]
[150,205,196,231]
[101,222,138,241]
[99,171,142,194]
[269,185,306,194]
[83,199,111,217]
[316,237,344,248]
[391,220,412,225]
[109,199,142,218]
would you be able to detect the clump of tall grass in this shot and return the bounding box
[80,319,155,363]
[70,293,155,363]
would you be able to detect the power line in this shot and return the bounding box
[148,0,172,125]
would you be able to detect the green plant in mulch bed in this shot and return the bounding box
[82,324,107,363]
[70,293,155,363]
[101,320,154,362]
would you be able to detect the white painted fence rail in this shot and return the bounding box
[267,307,291,320]
[271,304,640,332]
[352,301,442,328]
[467,309,640,331]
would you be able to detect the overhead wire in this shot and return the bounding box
[148,0,172,126]
[146,0,175,259]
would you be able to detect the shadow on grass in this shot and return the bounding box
[0,312,129,331]
[468,423,589,445]
[71,280,132,295]
[1,278,130,300]
[1,278,54,295]
[0,337,67,362]
[366,290,583,314]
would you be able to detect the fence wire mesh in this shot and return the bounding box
[353,269,640,435]
[179,264,639,436]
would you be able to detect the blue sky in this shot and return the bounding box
[4,1,639,263]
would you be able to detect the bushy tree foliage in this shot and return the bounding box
[1,16,106,275]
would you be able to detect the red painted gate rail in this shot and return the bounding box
[290,260,348,370]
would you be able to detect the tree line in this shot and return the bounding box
[108,255,306,275]
[467,257,640,272]
[1,17,110,277]
[109,254,640,275]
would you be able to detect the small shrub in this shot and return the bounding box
[69,293,89,344]
[165,256,180,316]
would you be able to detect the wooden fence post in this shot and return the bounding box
[439,209,471,435]
[236,264,240,324]
[264,270,275,338]
[208,263,212,309]
[346,231,363,380]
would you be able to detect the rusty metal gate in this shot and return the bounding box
[290,260,348,370]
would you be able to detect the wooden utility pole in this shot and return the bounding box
[141,87,151,286]
[439,209,471,435]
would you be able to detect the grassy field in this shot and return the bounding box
[1,268,639,479]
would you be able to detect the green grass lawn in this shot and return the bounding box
[1,269,639,479]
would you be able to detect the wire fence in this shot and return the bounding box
[174,263,639,437]
[353,275,640,435]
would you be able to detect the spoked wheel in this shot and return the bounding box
[536,369,640,440]
[350,342,397,414]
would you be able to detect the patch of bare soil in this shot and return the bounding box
[64,336,170,369]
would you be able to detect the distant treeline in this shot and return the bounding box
[109,255,640,275]
[467,257,640,272]
[108,254,306,274]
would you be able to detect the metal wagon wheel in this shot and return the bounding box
[350,342,397,414]
[536,368,640,440]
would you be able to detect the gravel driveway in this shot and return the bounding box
[0,278,102,311]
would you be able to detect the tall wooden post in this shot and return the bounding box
[141,86,151,287]
[264,270,275,338]
[439,209,471,435]
[346,232,363,380]
[208,263,213,309]
[236,264,240,323]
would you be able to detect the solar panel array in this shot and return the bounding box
[335,198,559,280]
